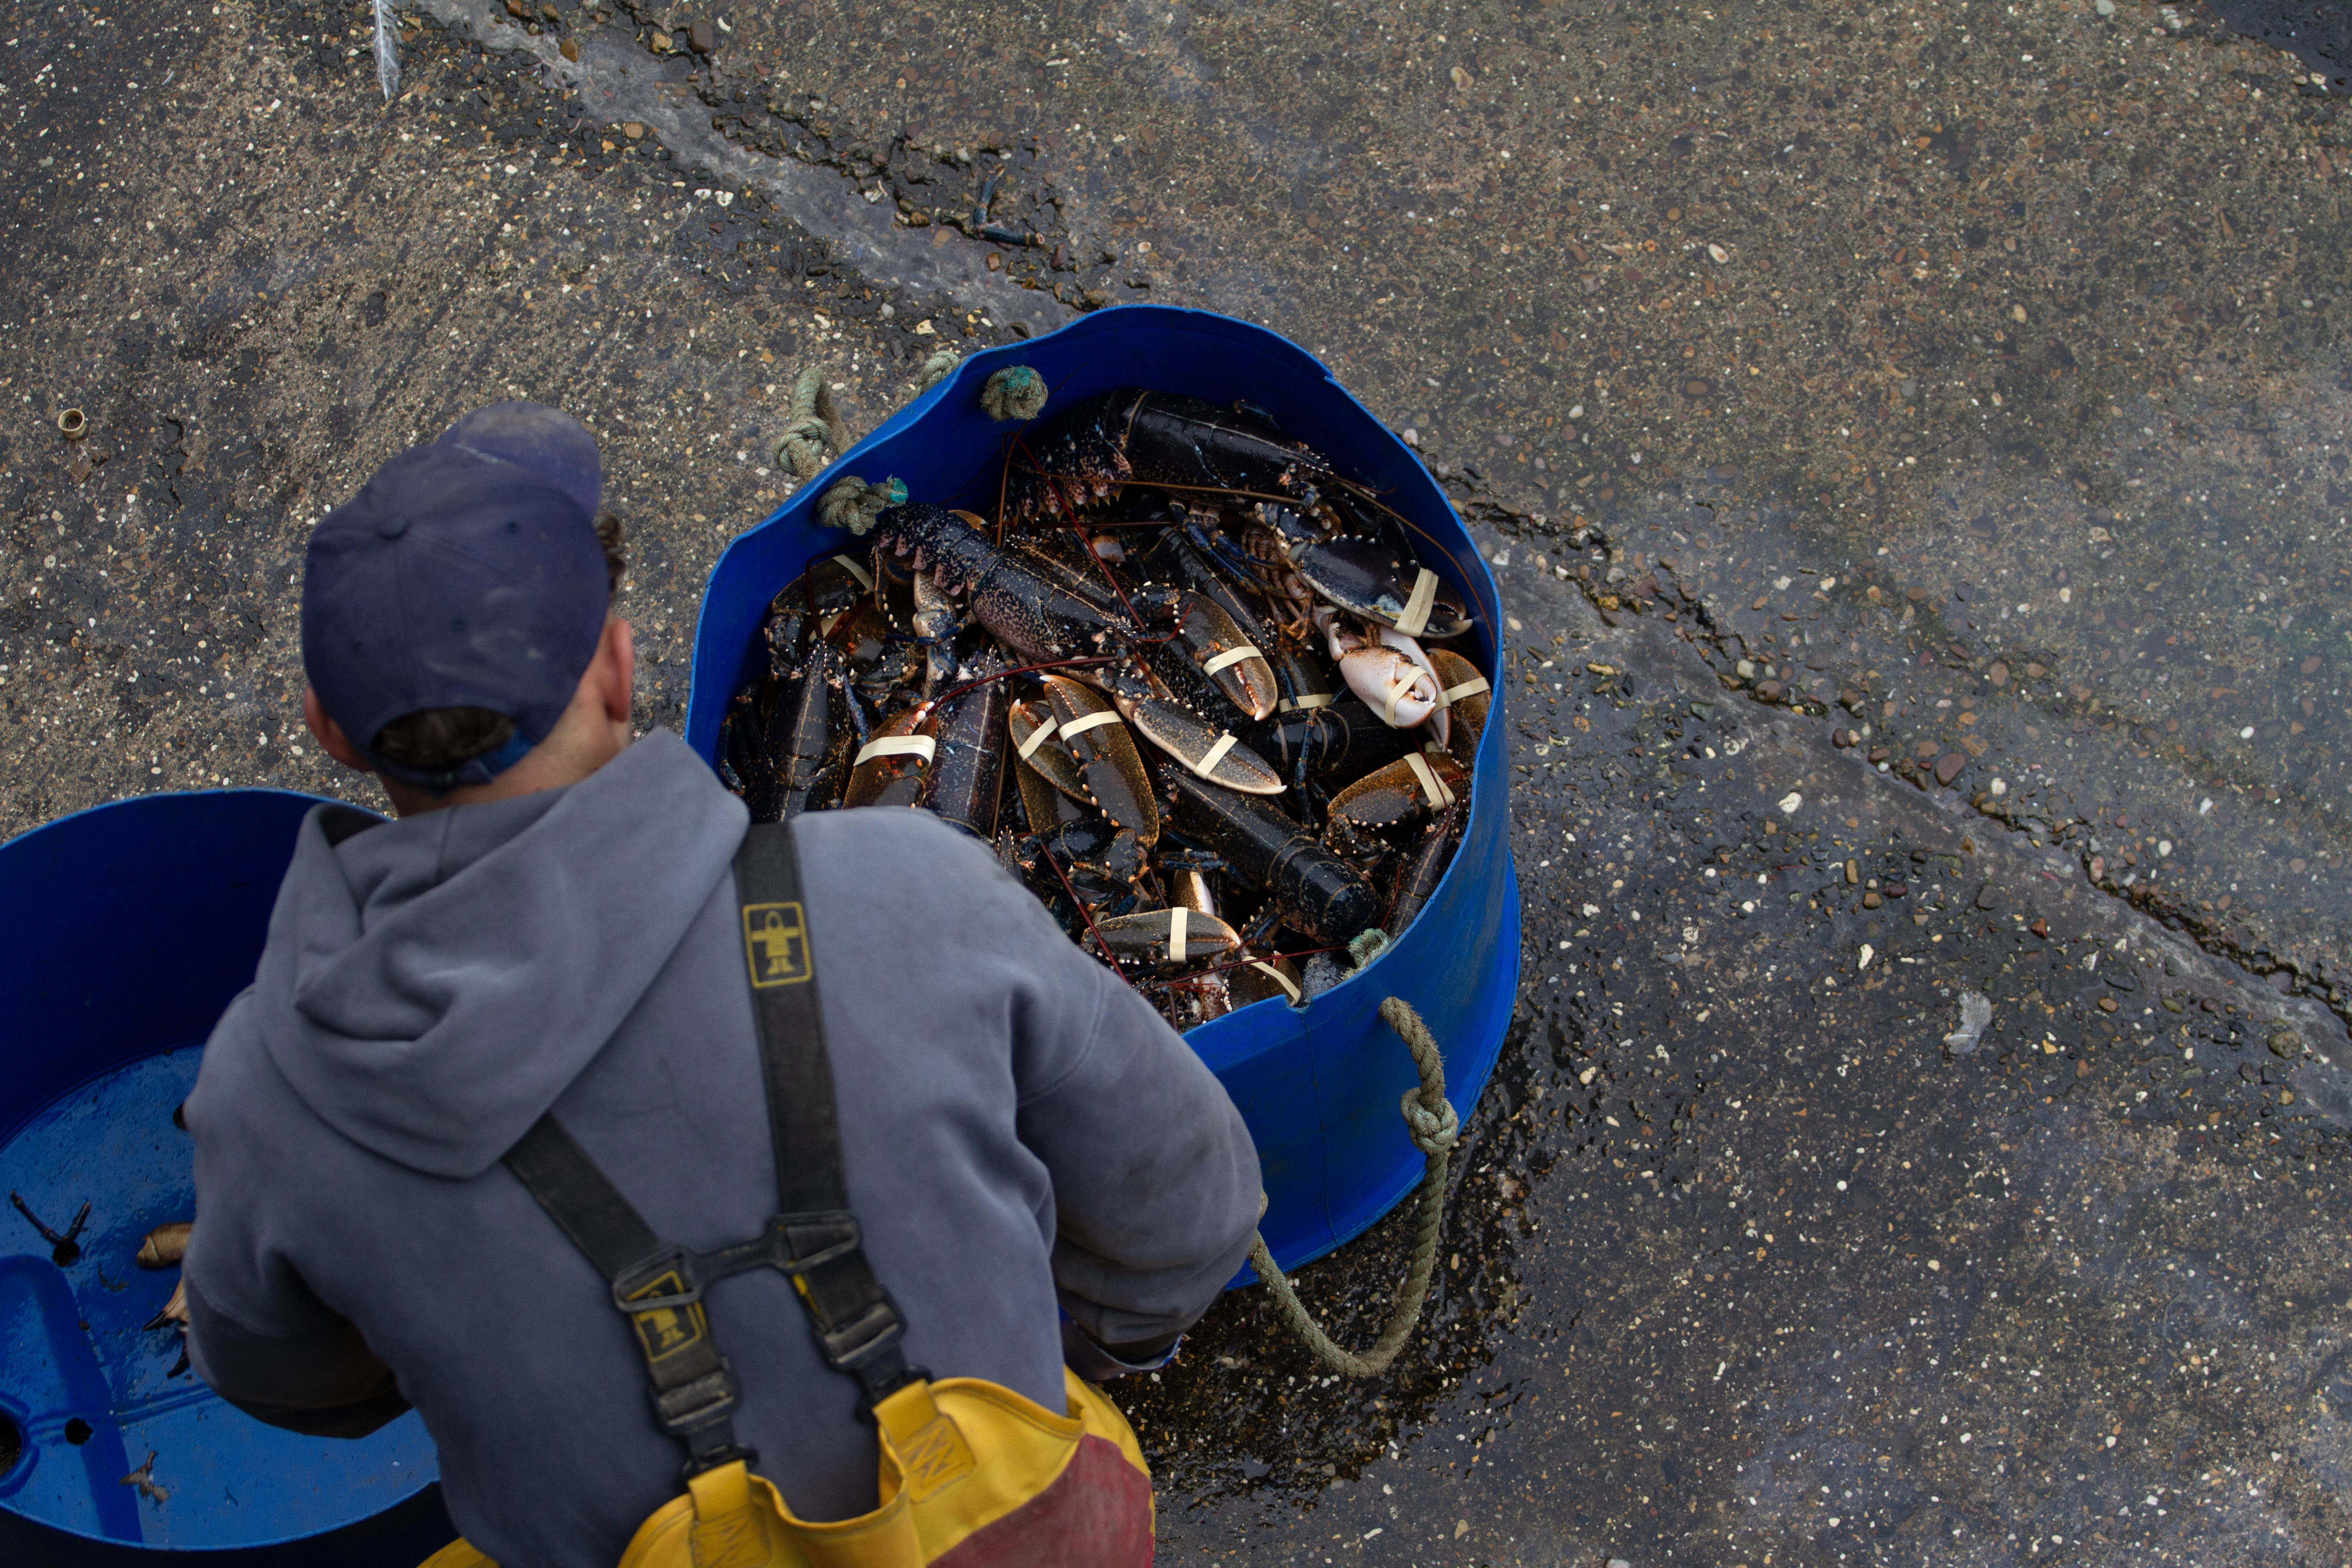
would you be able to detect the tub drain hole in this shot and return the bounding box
[0,1412,21,1474]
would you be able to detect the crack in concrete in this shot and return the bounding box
[412,0,1068,334]
[1497,490,2352,1044]
[1471,505,2352,1131]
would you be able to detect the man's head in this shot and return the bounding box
[301,403,635,816]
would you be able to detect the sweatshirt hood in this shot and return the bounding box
[258,729,748,1178]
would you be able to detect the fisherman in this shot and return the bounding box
[179,403,1263,1566]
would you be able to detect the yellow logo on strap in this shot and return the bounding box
[895,1412,978,1501]
[742,902,812,988]
[622,1270,708,1363]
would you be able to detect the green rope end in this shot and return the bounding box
[980,364,1049,423]
[1348,927,1392,970]
[819,475,906,536]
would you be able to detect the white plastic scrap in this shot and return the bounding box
[1944,991,1994,1055]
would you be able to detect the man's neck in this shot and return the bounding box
[378,726,627,818]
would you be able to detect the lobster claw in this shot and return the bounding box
[1291,537,1475,640]
[1042,675,1161,848]
[1164,770,1379,945]
[1117,696,1287,797]
[1325,749,1469,856]
[1426,647,1490,766]
[1084,906,1243,975]
[1227,951,1305,1009]
[921,663,1009,838]
[1319,608,1444,735]
[840,703,935,809]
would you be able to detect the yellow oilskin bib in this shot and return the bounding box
[421,1370,1149,1568]
[419,824,1156,1568]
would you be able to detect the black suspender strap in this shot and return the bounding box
[735,823,843,1214]
[500,820,920,1484]
[504,1116,752,1479]
[732,822,918,1407]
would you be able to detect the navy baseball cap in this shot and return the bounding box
[302,403,610,791]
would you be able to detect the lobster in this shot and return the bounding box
[1003,390,1354,527]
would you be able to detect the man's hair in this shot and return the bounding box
[370,510,627,770]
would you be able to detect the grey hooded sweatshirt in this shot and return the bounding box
[182,730,1260,1568]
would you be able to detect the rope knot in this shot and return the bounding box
[980,364,1050,422]
[1401,1090,1459,1156]
[820,475,907,536]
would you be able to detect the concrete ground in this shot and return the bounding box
[4,0,2351,1561]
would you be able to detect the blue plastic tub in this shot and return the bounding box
[686,305,1520,1275]
[0,791,452,1565]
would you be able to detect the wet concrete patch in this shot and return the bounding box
[2207,0,2352,92]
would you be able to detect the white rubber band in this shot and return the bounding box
[1441,675,1492,705]
[1393,568,1440,637]
[1277,692,1336,713]
[1168,905,1189,963]
[854,734,936,768]
[1190,733,1239,780]
[1058,709,1123,742]
[1405,750,1456,810]
[1248,960,1303,1003]
[831,553,874,591]
[1015,715,1062,760]
[1200,644,1264,678]
[1380,671,1422,726]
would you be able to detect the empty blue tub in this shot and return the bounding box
[0,790,450,1565]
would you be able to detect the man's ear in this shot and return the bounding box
[593,616,635,727]
[303,688,375,774]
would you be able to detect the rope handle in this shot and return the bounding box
[775,367,850,480]
[1247,997,1457,1378]
[776,356,1036,480]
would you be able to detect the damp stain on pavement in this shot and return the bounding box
[5,0,2352,1562]
[1123,530,2352,1563]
